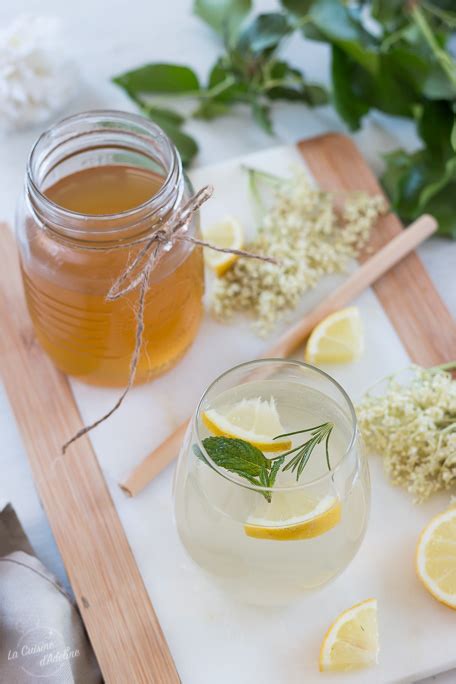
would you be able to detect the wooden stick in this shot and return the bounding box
[120,421,189,496]
[121,214,437,497]
[0,224,180,684]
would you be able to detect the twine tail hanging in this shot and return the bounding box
[62,185,277,454]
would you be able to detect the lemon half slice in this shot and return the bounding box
[244,492,341,541]
[202,397,291,452]
[305,306,364,364]
[319,598,379,672]
[201,216,244,276]
[416,507,456,609]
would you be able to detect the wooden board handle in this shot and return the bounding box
[121,214,437,497]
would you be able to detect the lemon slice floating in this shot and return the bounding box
[305,306,364,364]
[244,492,341,541]
[201,216,244,276]
[319,598,379,672]
[202,397,292,452]
[416,507,456,610]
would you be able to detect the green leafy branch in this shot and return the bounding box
[112,0,456,237]
[112,1,327,166]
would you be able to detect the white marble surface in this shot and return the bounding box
[0,1,455,682]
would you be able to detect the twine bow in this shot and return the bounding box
[62,184,277,453]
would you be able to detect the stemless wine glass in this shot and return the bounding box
[174,359,370,605]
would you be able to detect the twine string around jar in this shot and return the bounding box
[61,184,277,453]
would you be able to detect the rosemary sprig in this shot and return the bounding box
[274,422,334,481]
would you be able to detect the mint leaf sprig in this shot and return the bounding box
[193,437,282,502]
[193,420,333,502]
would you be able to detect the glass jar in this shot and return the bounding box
[16,110,204,387]
[174,359,370,605]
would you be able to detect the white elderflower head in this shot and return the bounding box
[0,15,75,130]
[211,170,387,335]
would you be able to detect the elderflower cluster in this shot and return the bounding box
[0,15,74,131]
[357,366,456,502]
[211,172,386,334]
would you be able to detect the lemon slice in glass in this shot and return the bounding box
[319,598,379,672]
[202,397,291,452]
[416,507,456,610]
[201,216,244,276]
[305,306,364,364]
[244,492,341,541]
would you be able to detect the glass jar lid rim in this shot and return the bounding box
[26,109,183,234]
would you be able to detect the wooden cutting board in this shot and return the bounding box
[1,133,455,684]
[0,224,180,683]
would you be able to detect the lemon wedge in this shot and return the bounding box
[244,492,341,541]
[305,306,364,364]
[416,507,456,610]
[202,397,291,452]
[319,598,379,672]
[201,216,244,276]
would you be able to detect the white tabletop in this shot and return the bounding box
[0,1,455,682]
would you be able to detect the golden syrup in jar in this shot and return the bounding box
[21,164,204,386]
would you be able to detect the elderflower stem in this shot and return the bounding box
[431,361,456,373]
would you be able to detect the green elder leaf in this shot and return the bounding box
[416,100,456,162]
[265,60,328,105]
[251,101,273,135]
[159,123,198,167]
[113,63,200,94]
[280,0,315,17]
[422,181,456,239]
[143,115,198,166]
[422,66,456,99]
[267,82,328,105]
[194,0,251,44]
[138,103,184,126]
[366,50,423,118]
[381,149,413,207]
[193,100,231,120]
[381,147,456,237]
[130,101,198,166]
[371,0,408,31]
[308,0,379,74]
[206,59,249,102]
[237,13,291,56]
[331,46,370,130]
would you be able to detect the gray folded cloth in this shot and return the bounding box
[0,504,102,683]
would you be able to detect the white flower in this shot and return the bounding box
[0,15,75,130]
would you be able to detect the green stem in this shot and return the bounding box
[421,1,456,29]
[411,7,456,90]
[203,75,237,100]
[294,15,312,30]
[431,361,456,373]
[243,166,284,216]
[381,24,412,52]
[242,166,284,185]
